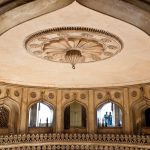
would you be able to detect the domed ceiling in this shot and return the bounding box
[0,1,149,88]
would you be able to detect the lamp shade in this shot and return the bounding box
[65,49,82,69]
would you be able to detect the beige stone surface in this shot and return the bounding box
[0,2,149,88]
[0,82,150,134]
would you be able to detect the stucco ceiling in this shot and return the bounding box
[0,1,150,88]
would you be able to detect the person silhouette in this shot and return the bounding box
[104,112,109,127]
[108,112,112,126]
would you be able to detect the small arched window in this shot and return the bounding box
[28,102,54,127]
[145,108,150,127]
[97,102,123,127]
[0,107,9,128]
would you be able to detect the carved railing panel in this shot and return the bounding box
[0,133,149,149]
[97,127,123,134]
[28,127,53,134]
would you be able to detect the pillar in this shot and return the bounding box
[19,88,28,133]
[29,104,37,127]
[123,88,131,133]
[88,90,95,133]
[56,90,62,132]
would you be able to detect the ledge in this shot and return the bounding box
[0,133,149,149]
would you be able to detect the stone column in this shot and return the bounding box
[19,88,28,133]
[56,90,62,132]
[123,88,131,133]
[88,90,95,133]
[115,105,122,127]
[29,104,37,127]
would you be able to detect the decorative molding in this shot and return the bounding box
[80,93,86,99]
[73,92,77,100]
[25,27,123,68]
[97,93,103,99]
[40,91,45,99]
[6,89,9,96]
[131,91,138,97]
[0,133,149,149]
[14,90,20,97]
[105,91,111,100]
[114,92,121,99]
[0,83,150,137]
[30,92,36,98]
[48,93,55,99]
[64,93,70,99]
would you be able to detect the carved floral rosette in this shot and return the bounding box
[25,27,123,65]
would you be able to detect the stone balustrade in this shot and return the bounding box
[0,133,150,149]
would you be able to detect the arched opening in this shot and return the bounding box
[145,108,150,127]
[0,107,9,128]
[0,98,20,134]
[97,102,123,128]
[130,99,150,134]
[64,102,86,132]
[28,102,54,128]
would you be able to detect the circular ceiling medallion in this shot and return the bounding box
[25,27,123,69]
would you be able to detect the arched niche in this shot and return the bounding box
[28,100,55,134]
[63,101,87,133]
[0,97,20,134]
[0,106,9,129]
[131,98,150,134]
[96,100,123,134]
[145,108,150,127]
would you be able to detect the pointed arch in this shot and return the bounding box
[0,97,20,134]
[96,100,124,133]
[130,97,150,134]
[63,100,87,132]
[96,99,124,112]
[27,99,55,134]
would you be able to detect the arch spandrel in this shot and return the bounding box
[77,0,150,35]
[0,0,149,36]
[0,0,75,35]
[62,91,89,107]
[27,90,57,108]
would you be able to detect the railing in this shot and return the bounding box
[28,127,53,134]
[142,127,150,135]
[0,133,150,149]
[97,127,123,134]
